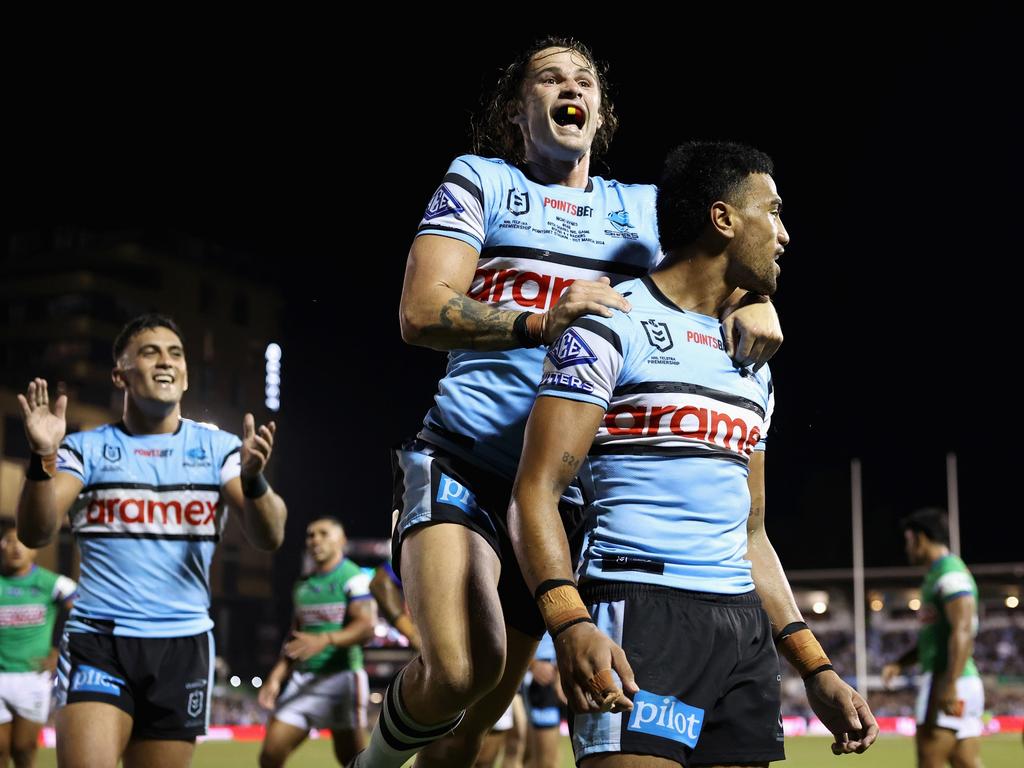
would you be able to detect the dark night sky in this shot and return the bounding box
[10,15,1021,571]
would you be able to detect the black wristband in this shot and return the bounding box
[27,453,53,481]
[774,621,808,643]
[241,473,270,499]
[551,616,594,640]
[513,311,541,348]
[803,663,835,680]
[534,578,577,601]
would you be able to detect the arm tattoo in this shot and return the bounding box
[426,294,518,350]
[562,452,580,472]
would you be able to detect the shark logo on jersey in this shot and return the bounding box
[607,209,633,232]
[642,320,674,352]
[423,185,465,220]
[547,329,598,370]
[506,189,530,216]
[102,444,122,463]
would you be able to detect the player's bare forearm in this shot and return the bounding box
[17,481,61,547]
[400,235,524,351]
[243,491,287,550]
[745,453,802,633]
[510,397,605,592]
[17,473,80,548]
[267,656,292,682]
[370,570,407,625]
[407,290,525,351]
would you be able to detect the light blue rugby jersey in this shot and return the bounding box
[415,154,661,481]
[56,419,241,637]
[538,276,774,594]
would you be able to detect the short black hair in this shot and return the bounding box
[112,314,184,363]
[657,140,775,252]
[900,507,950,545]
[308,516,345,534]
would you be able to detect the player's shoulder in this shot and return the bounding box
[593,175,657,197]
[450,153,511,180]
[181,419,241,449]
[64,422,119,445]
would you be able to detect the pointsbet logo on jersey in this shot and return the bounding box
[626,690,704,747]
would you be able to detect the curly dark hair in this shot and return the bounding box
[656,141,775,252]
[472,36,619,164]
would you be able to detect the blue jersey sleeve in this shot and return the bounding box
[56,431,87,483]
[416,154,491,252]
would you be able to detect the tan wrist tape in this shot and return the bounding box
[775,622,832,679]
[536,580,592,637]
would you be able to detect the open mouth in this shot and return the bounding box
[552,104,586,129]
[154,374,175,384]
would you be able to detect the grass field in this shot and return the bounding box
[32,733,1024,767]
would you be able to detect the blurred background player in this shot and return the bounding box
[522,634,564,768]
[259,517,377,767]
[357,36,782,768]
[882,508,983,768]
[369,561,419,649]
[0,522,76,768]
[15,313,287,768]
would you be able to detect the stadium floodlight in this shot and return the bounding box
[252,676,263,688]
[908,598,921,611]
[229,675,241,687]
[811,601,827,615]
[265,343,282,411]
[870,598,884,612]
[1007,596,1020,609]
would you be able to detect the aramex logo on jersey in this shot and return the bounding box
[75,492,221,536]
[470,267,576,311]
[603,403,761,454]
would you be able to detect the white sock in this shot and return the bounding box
[352,666,464,768]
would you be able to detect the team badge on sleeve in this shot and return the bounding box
[423,186,464,220]
[547,329,598,370]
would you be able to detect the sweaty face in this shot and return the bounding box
[512,47,603,164]
[0,529,34,575]
[305,520,345,565]
[114,327,188,406]
[724,173,790,296]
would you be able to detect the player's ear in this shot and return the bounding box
[111,365,127,391]
[710,201,735,240]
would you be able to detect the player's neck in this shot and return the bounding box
[651,251,735,317]
[521,151,591,189]
[122,398,182,435]
[314,554,342,574]
[2,563,33,578]
[926,544,951,565]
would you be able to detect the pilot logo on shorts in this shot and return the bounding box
[187,690,205,718]
[626,690,704,748]
[70,665,124,696]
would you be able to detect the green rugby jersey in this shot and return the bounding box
[918,554,979,677]
[293,559,372,673]
[0,566,77,672]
